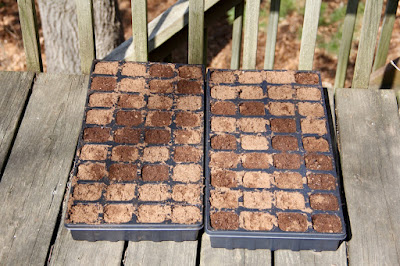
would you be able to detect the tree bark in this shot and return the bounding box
[37,0,123,73]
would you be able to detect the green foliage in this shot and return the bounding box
[226,7,235,25]
[279,0,296,18]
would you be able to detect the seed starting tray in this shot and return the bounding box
[65,60,205,241]
[205,69,347,251]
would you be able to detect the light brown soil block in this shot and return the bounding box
[69,204,102,224]
[305,154,333,170]
[146,111,172,127]
[121,62,147,77]
[141,165,169,181]
[171,206,202,224]
[137,205,171,223]
[270,118,296,133]
[211,86,238,100]
[273,153,301,169]
[302,137,329,152]
[301,118,327,135]
[105,184,136,201]
[295,73,319,84]
[239,86,264,99]
[77,163,107,181]
[114,128,141,144]
[210,189,240,209]
[211,117,236,132]
[298,102,324,117]
[268,102,295,116]
[241,135,269,150]
[210,71,237,84]
[80,145,109,161]
[243,191,272,209]
[278,213,308,232]
[296,87,321,101]
[242,153,272,169]
[176,96,202,110]
[240,212,277,231]
[118,94,146,109]
[104,204,134,224]
[174,146,201,162]
[274,172,303,189]
[178,66,203,79]
[210,212,239,230]
[148,95,173,110]
[73,183,103,201]
[271,136,298,151]
[138,184,170,201]
[94,61,119,75]
[109,164,138,181]
[238,71,264,84]
[86,109,113,125]
[175,130,201,144]
[89,93,118,107]
[118,78,146,93]
[173,164,201,183]
[307,173,336,190]
[149,80,174,94]
[211,101,236,115]
[142,147,169,162]
[309,193,339,211]
[172,184,201,205]
[211,134,237,150]
[239,102,265,116]
[111,146,139,162]
[238,118,267,132]
[266,71,295,84]
[312,214,342,233]
[268,85,294,100]
[242,172,272,188]
[275,191,305,210]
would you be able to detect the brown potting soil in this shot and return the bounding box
[210,211,239,230]
[305,154,333,171]
[105,184,136,201]
[210,189,240,209]
[114,128,141,144]
[211,170,238,188]
[121,62,147,77]
[211,101,236,115]
[115,110,143,126]
[141,165,169,181]
[171,206,202,224]
[271,136,298,151]
[69,204,102,224]
[295,72,320,85]
[268,102,295,116]
[91,76,117,91]
[138,184,170,201]
[243,191,272,209]
[77,163,107,181]
[176,112,200,127]
[242,153,272,169]
[172,184,201,205]
[240,212,277,231]
[86,109,114,125]
[268,85,294,100]
[83,127,111,142]
[111,146,139,162]
[149,64,175,78]
[307,173,336,190]
[241,135,269,150]
[173,164,202,183]
[273,153,301,169]
[146,111,172,127]
[144,129,171,144]
[275,191,305,210]
[178,66,203,79]
[118,94,146,109]
[73,183,103,201]
[174,146,201,162]
[104,204,134,224]
[312,214,342,233]
[211,134,237,150]
[177,80,202,94]
[175,130,201,144]
[239,102,265,116]
[89,93,118,107]
[309,193,339,211]
[303,137,329,152]
[278,213,308,232]
[274,172,303,189]
[270,118,296,133]
[242,172,272,188]
[149,79,174,94]
[93,61,119,75]
[109,164,138,181]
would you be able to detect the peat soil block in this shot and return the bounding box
[205,69,346,251]
[65,60,205,241]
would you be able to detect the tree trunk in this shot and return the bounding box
[37,0,124,73]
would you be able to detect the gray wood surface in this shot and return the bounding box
[230,2,244,69]
[0,71,34,173]
[0,74,88,265]
[76,0,96,74]
[298,0,321,70]
[334,0,359,88]
[200,234,271,265]
[17,0,42,72]
[372,0,399,71]
[336,88,400,264]
[352,0,384,88]
[129,0,148,62]
[264,0,280,69]
[274,243,347,266]
[242,0,260,69]
[188,0,205,64]
[124,240,198,266]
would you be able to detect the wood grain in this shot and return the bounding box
[336,88,400,264]
[372,0,399,71]
[264,0,280,70]
[242,0,261,69]
[0,74,88,265]
[128,0,148,62]
[0,71,34,173]
[76,0,96,74]
[200,234,271,265]
[188,0,205,64]
[334,0,359,88]
[230,2,244,69]
[352,0,384,88]
[124,241,198,266]
[17,0,42,72]
[298,0,321,70]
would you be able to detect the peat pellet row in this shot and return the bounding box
[210,211,342,233]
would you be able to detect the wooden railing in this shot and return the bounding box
[16,0,399,89]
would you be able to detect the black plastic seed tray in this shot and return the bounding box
[65,60,205,242]
[204,69,346,251]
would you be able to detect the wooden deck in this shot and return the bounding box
[1,71,400,265]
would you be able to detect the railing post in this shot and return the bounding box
[352,0,384,89]
[188,0,205,65]
[298,0,321,71]
[17,0,43,72]
[129,0,148,62]
[264,0,280,70]
[334,0,359,88]
[230,1,244,69]
[242,0,261,69]
[76,0,96,74]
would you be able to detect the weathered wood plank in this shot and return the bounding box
[124,241,198,266]
[352,0,384,88]
[105,0,240,61]
[242,0,261,69]
[200,234,271,265]
[128,0,148,62]
[188,0,205,64]
[264,0,280,69]
[298,0,321,70]
[230,2,244,69]
[0,74,88,265]
[274,243,346,266]
[17,0,42,72]
[49,220,124,265]
[372,0,399,71]
[0,71,34,174]
[336,88,400,264]
[334,0,359,88]
[76,0,96,74]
